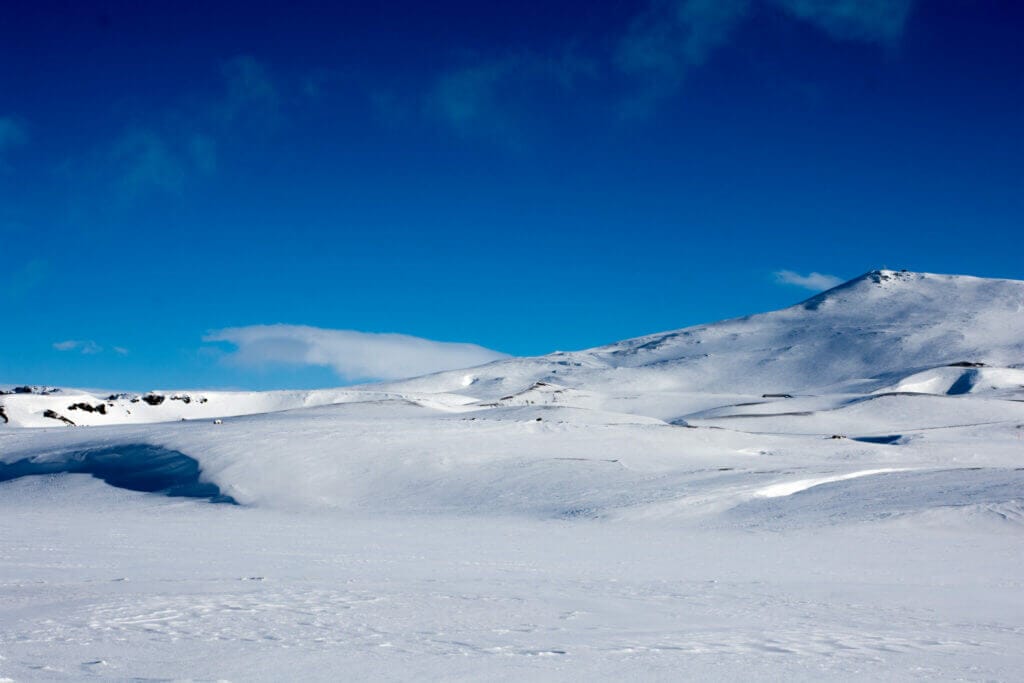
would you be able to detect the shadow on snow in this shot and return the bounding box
[0,444,236,504]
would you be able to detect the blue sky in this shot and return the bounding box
[2,0,1022,390]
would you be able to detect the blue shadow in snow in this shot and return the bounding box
[0,444,237,504]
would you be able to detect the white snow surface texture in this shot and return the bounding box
[1,269,1023,681]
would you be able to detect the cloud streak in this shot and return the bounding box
[206,324,509,382]
[615,0,916,110]
[774,269,844,291]
[53,339,104,355]
[775,0,916,43]
[75,55,277,205]
[424,49,595,143]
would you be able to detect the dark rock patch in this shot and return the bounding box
[68,402,107,415]
[42,409,75,426]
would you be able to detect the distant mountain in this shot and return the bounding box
[4,270,1023,428]
[385,270,1024,398]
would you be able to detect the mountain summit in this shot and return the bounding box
[388,270,1024,398]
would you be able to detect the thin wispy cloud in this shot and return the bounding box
[72,55,277,205]
[615,0,916,111]
[425,49,595,143]
[53,339,104,355]
[776,0,916,43]
[217,55,280,126]
[206,324,509,382]
[774,269,844,291]
[616,0,750,112]
[0,116,28,154]
[108,128,189,198]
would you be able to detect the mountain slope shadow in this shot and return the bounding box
[0,444,236,504]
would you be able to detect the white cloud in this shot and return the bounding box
[53,339,103,355]
[774,270,844,291]
[205,324,509,382]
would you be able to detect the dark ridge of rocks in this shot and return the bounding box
[67,402,107,415]
[947,361,986,368]
[142,394,165,406]
[42,409,76,426]
[0,405,7,424]
[7,386,61,395]
[170,395,191,404]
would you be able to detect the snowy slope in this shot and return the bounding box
[2,269,1024,681]
[4,269,1021,430]
[384,269,1024,399]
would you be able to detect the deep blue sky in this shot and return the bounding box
[2,0,1022,390]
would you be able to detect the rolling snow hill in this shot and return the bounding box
[1,269,1023,681]
[3,269,1022,429]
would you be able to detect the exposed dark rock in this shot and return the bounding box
[43,409,76,426]
[170,394,192,404]
[142,394,165,406]
[67,402,107,415]
[0,405,7,423]
[14,386,32,394]
[947,361,986,368]
[762,393,794,399]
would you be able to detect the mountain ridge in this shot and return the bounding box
[3,269,1023,427]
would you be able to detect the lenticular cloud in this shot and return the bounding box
[205,324,508,381]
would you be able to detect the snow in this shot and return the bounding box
[1,270,1023,680]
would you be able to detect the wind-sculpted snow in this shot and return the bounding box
[2,270,1024,680]
[0,444,236,503]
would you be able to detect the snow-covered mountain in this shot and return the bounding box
[2,270,1024,680]
[386,269,1024,399]
[5,269,1020,428]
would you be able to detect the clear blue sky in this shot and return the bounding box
[2,0,1022,390]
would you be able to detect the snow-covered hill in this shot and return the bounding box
[2,269,1023,681]
[384,269,1024,399]
[4,270,1022,429]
